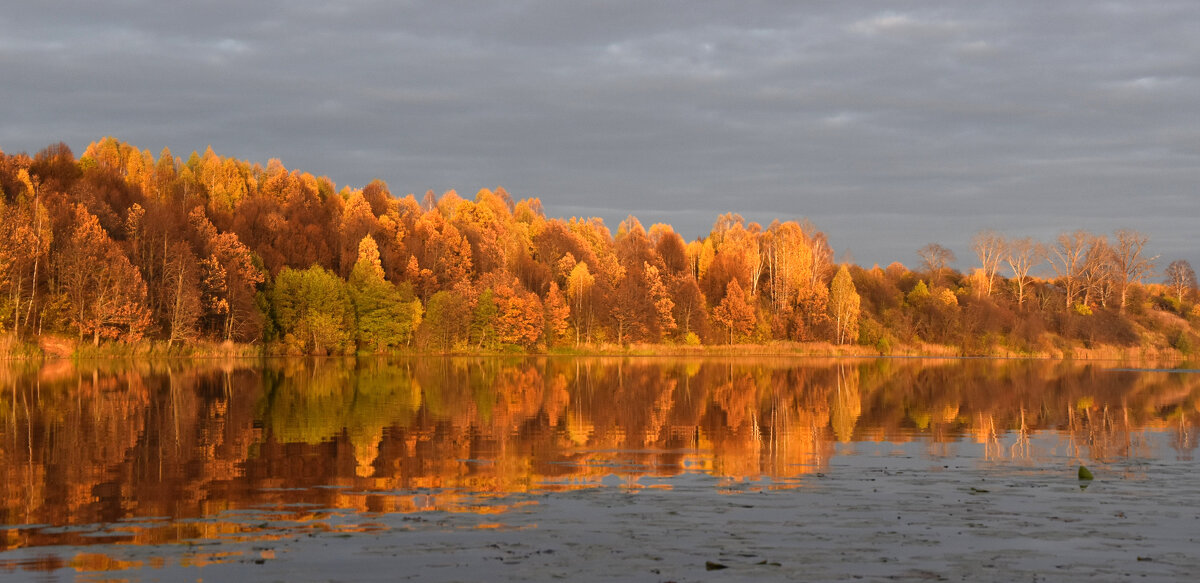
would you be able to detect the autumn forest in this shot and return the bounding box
[1,138,1197,357]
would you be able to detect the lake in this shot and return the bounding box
[1,357,1198,581]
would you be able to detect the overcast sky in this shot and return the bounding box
[3,1,1197,271]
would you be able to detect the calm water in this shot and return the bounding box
[1,357,1197,580]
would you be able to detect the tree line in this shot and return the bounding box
[1,138,1196,355]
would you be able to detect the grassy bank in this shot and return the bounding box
[3,333,1192,363]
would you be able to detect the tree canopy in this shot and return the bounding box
[0,138,1195,356]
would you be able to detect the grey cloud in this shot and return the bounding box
[2,0,1197,270]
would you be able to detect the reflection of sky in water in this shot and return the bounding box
[0,358,1197,576]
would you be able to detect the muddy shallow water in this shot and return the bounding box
[1,358,1198,581]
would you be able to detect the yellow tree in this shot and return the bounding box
[339,190,379,277]
[644,262,676,337]
[762,220,813,314]
[566,262,595,345]
[686,239,713,280]
[829,265,860,345]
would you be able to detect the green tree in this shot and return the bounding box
[349,235,419,351]
[470,288,498,349]
[906,280,931,305]
[272,265,354,354]
[423,290,469,351]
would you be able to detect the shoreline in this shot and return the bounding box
[1,334,1191,364]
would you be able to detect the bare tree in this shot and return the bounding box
[801,219,833,288]
[971,230,1005,297]
[917,243,955,288]
[1047,230,1094,310]
[1109,230,1157,313]
[1080,235,1110,307]
[1164,260,1197,303]
[1005,237,1043,307]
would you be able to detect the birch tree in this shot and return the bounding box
[1109,230,1156,313]
[1165,260,1197,303]
[971,230,1005,297]
[1047,230,1094,310]
[829,265,861,345]
[1004,237,1043,307]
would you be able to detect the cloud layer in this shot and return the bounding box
[3,1,1197,269]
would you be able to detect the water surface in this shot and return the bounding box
[1,357,1197,581]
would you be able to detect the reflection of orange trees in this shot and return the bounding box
[830,364,861,443]
[756,367,833,476]
[1011,409,1032,459]
[69,552,151,572]
[974,413,1002,460]
[1,363,227,549]
[1,367,150,524]
[575,360,679,450]
[1170,415,1196,461]
[701,364,835,479]
[713,374,756,434]
[6,357,1200,553]
[489,364,546,437]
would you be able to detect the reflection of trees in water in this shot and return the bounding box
[4,358,1200,551]
[1012,409,1032,460]
[974,408,1032,462]
[831,363,861,444]
[1066,403,1132,462]
[1171,415,1196,461]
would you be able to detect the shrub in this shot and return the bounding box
[1171,329,1194,355]
[1155,295,1182,313]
